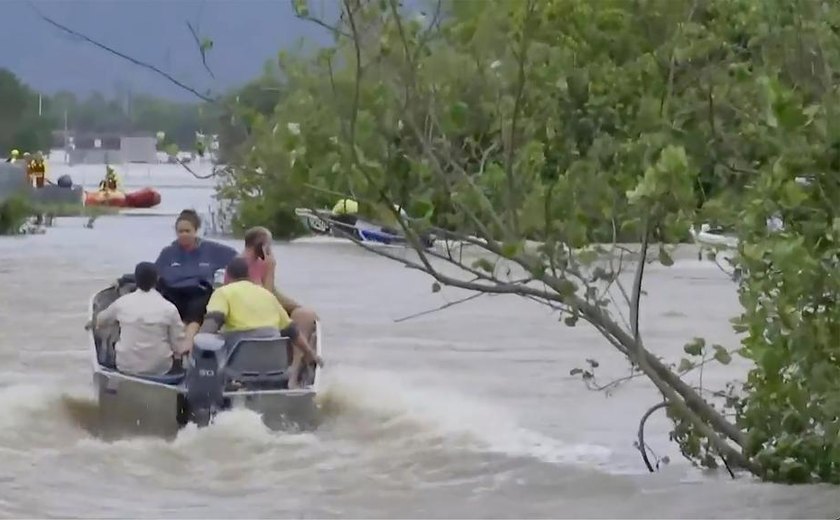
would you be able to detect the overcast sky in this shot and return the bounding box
[0,0,337,100]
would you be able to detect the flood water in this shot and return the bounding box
[0,162,838,518]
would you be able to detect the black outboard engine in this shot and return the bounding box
[57,174,73,188]
[184,333,227,426]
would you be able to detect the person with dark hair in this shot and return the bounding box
[201,257,323,389]
[96,262,185,375]
[225,226,319,343]
[154,209,238,354]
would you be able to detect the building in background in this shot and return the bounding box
[120,134,157,163]
[66,133,157,165]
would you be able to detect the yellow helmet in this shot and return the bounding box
[10,149,19,156]
[332,198,359,215]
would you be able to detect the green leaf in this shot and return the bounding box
[291,0,310,17]
[556,280,577,297]
[449,101,469,129]
[712,345,731,365]
[683,337,705,356]
[471,258,495,273]
[501,240,523,258]
[677,358,694,372]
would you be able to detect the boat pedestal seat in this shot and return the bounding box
[223,335,292,390]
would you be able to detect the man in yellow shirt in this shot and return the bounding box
[200,257,323,389]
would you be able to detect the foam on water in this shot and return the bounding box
[0,361,612,478]
[318,366,612,468]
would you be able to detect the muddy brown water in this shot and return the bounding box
[0,170,838,518]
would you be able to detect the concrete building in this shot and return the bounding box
[66,133,157,165]
[120,135,157,163]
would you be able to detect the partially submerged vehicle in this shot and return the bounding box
[294,207,435,248]
[0,162,84,207]
[89,274,323,439]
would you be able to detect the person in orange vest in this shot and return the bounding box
[99,166,120,191]
[27,152,47,188]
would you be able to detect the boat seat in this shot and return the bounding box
[224,335,291,388]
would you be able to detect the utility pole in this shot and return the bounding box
[64,109,69,164]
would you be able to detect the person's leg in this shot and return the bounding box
[181,291,212,354]
[289,307,317,343]
[280,324,306,389]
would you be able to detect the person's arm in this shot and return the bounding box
[199,289,228,334]
[261,248,299,310]
[207,241,238,272]
[274,288,301,313]
[263,247,276,292]
[95,299,120,328]
[154,245,172,276]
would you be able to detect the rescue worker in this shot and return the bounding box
[5,149,19,163]
[99,166,120,191]
[25,152,46,188]
[330,198,359,227]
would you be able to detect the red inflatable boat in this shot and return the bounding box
[84,188,162,208]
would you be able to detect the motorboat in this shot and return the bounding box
[88,273,323,439]
[690,223,739,250]
[84,187,161,209]
[294,207,435,248]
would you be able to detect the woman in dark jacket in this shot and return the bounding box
[154,209,237,353]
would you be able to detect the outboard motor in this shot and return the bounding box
[57,174,73,188]
[184,333,227,426]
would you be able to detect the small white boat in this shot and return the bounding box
[88,274,323,439]
[690,223,739,250]
[294,207,436,249]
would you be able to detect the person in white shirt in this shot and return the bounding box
[96,262,185,376]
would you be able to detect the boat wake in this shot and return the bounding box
[0,368,611,482]
[318,367,612,468]
[0,367,611,474]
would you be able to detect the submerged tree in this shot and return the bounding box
[212,0,840,482]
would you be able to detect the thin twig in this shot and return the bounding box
[393,292,485,323]
[638,401,668,472]
[186,20,215,79]
[30,3,215,102]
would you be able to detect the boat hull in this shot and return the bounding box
[294,207,435,248]
[93,369,320,440]
[94,370,184,440]
[85,188,161,209]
